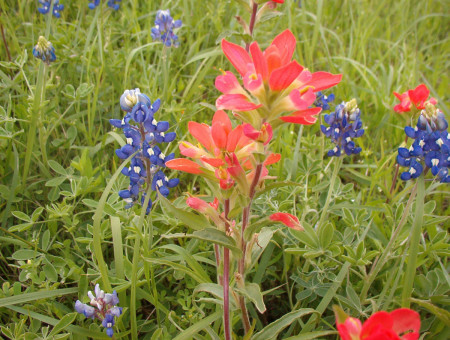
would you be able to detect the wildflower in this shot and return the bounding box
[334,306,421,340]
[32,36,56,65]
[397,103,449,182]
[151,10,182,47]
[88,0,121,10]
[320,99,365,157]
[314,91,335,111]
[216,29,342,126]
[393,84,437,113]
[38,0,64,18]
[75,284,123,338]
[166,110,278,193]
[270,213,303,231]
[111,89,179,213]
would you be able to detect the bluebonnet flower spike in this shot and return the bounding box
[33,36,56,65]
[111,89,179,214]
[320,99,365,157]
[88,0,121,10]
[397,103,449,183]
[314,91,335,111]
[75,284,122,338]
[151,10,182,47]
[38,0,64,18]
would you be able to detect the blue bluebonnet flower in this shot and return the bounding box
[75,284,122,338]
[314,91,335,111]
[33,36,56,65]
[151,10,182,47]
[38,0,64,18]
[111,88,180,214]
[320,99,365,157]
[397,103,449,182]
[88,0,121,10]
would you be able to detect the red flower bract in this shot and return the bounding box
[393,84,437,113]
[216,29,342,126]
[270,212,303,231]
[334,307,421,340]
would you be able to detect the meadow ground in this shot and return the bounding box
[0,0,449,339]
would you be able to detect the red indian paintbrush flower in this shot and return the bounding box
[269,212,303,231]
[334,306,421,340]
[166,110,280,191]
[216,29,342,126]
[393,84,437,113]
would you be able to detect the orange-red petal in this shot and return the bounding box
[270,212,303,231]
[250,42,269,81]
[270,29,296,66]
[166,159,204,174]
[264,153,281,165]
[216,94,262,111]
[221,39,252,77]
[269,60,304,91]
[307,71,342,92]
[188,121,214,152]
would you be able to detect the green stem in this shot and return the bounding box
[22,61,45,184]
[22,3,53,184]
[92,154,135,293]
[401,174,425,307]
[162,46,169,102]
[130,187,152,340]
[317,157,342,228]
[360,180,418,301]
[38,65,48,167]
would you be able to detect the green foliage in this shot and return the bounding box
[0,0,448,338]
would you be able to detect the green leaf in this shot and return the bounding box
[76,83,94,98]
[318,222,334,249]
[45,176,67,187]
[0,288,77,307]
[43,264,58,282]
[11,249,41,260]
[41,230,50,250]
[172,311,221,340]
[63,84,75,99]
[48,160,67,176]
[193,228,242,258]
[290,223,319,248]
[161,244,211,283]
[235,283,266,313]
[12,211,31,222]
[410,298,450,326]
[159,195,212,231]
[284,330,338,340]
[48,313,77,337]
[252,309,316,340]
[7,305,129,339]
[31,207,44,222]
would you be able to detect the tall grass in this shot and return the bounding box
[0,0,448,338]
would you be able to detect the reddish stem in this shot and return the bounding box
[245,2,259,52]
[238,163,263,334]
[223,199,231,340]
